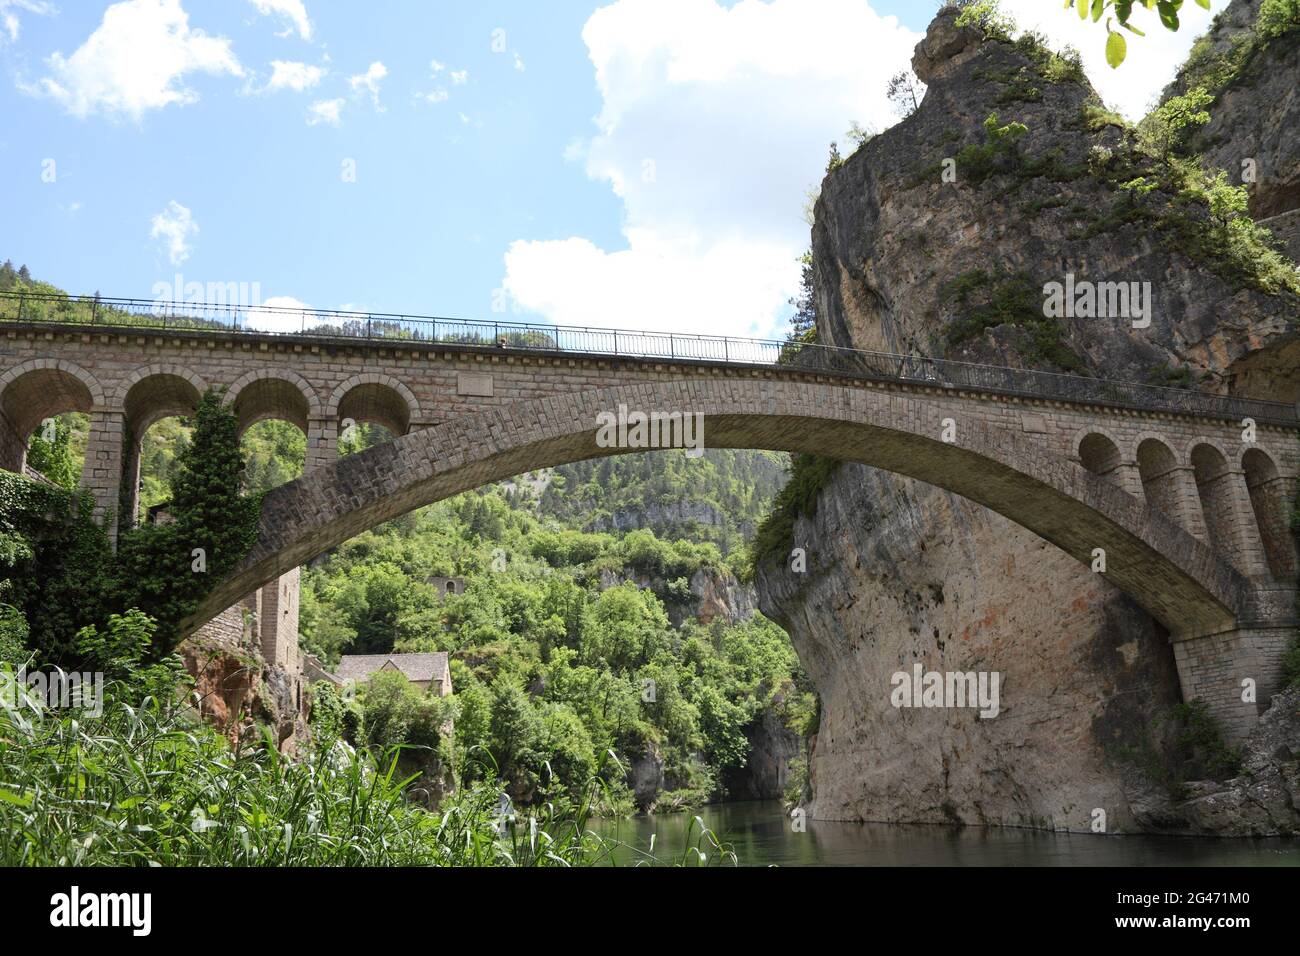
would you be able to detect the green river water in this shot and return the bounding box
[585,800,1300,867]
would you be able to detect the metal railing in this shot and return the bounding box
[1,291,1294,426]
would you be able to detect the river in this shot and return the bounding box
[585,800,1300,867]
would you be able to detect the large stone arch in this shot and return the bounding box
[326,373,420,438]
[225,369,323,435]
[0,359,105,472]
[188,379,1250,641]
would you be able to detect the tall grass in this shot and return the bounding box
[0,672,736,866]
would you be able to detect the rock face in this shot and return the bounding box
[723,695,804,801]
[587,499,728,535]
[1169,0,1300,225]
[1166,0,1300,398]
[597,564,756,627]
[1161,687,1300,836]
[755,7,1298,832]
[181,604,308,754]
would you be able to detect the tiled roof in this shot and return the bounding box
[335,652,449,685]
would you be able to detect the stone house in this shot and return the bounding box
[333,652,453,697]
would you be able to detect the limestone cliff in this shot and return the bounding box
[755,6,1298,833]
[1165,0,1300,396]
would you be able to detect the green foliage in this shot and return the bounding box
[1174,0,1299,97]
[134,417,190,518]
[953,0,1016,41]
[0,388,262,665]
[1147,361,1196,389]
[241,419,305,494]
[114,390,262,647]
[24,415,81,490]
[538,450,787,556]
[1282,635,1300,689]
[786,250,818,345]
[951,112,1029,186]
[0,604,28,667]
[1080,100,1128,131]
[0,683,731,865]
[750,454,843,568]
[1258,0,1300,37]
[0,473,112,665]
[72,610,187,704]
[308,680,363,743]
[1049,0,1212,69]
[941,269,1083,371]
[1167,699,1243,781]
[1139,87,1213,159]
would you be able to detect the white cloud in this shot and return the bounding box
[420,59,463,105]
[999,0,1215,119]
[348,60,386,109]
[265,59,322,92]
[1,0,54,43]
[248,0,311,41]
[243,295,314,333]
[306,95,342,125]
[501,0,921,338]
[150,200,197,265]
[28,0,242,120]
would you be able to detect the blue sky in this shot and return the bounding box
[0,0,1211,340]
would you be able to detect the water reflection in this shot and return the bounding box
[585,801,1300,867]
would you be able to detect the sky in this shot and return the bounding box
[0,0,1217,340]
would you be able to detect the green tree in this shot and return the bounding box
[489,681,545,790]
[25,416,80,490]
[1139,86,1213,158]
[113,390,261,651]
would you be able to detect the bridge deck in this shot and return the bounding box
[1,291,1295,427]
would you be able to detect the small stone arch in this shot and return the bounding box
[1189,441,1238,547]
[1135,435,1183,521]
[327,374,420,437]
[226,369,322,435]
[0,360,105,471]
[118,364,208,435]
[1076,429,1125,486]
[1242,447,1296,580]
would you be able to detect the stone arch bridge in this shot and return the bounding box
[1,293,1296,740]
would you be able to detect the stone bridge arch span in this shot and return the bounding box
[191,379,1262,635]
[183,378,1293,739]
